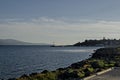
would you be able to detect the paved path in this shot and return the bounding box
[89,67,120,80]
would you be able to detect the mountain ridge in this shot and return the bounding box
[0,39,50,45]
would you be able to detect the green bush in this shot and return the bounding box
[29,72,56,80]
[78,71,85,78]
[109,64,114,67]
[104,64,109,67]
[67,68,74,73]
[87,67,94,72]
[45,72,56,80]
[91,60,105,68]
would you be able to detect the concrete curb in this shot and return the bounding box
[82,67,113,80]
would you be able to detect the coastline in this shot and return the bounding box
[7,47,120,80]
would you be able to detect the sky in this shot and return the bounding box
[1,0,120,45]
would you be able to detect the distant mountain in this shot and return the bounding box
[0,39,50,46]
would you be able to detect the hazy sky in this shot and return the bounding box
[1,0,120,45]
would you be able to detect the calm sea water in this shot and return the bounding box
[0,46,100,79]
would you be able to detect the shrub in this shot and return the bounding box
[87,67,94,73]
[78,71,85,78]
[91,60,105,68]
[66,68,74,73]
[104,64,109,67]
[33,72,56,80]
[45,72,56,80]
[58,70,80,80]
[84,67,94,77]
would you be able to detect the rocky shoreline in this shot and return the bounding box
[7,47,120,80]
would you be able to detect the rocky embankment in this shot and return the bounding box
[8,47,120,80]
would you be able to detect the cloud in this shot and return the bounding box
[0,17,120,44]
[31,17,66,25]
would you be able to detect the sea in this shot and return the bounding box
[0,46,101,79]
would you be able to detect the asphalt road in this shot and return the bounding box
[89,67,120,80]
